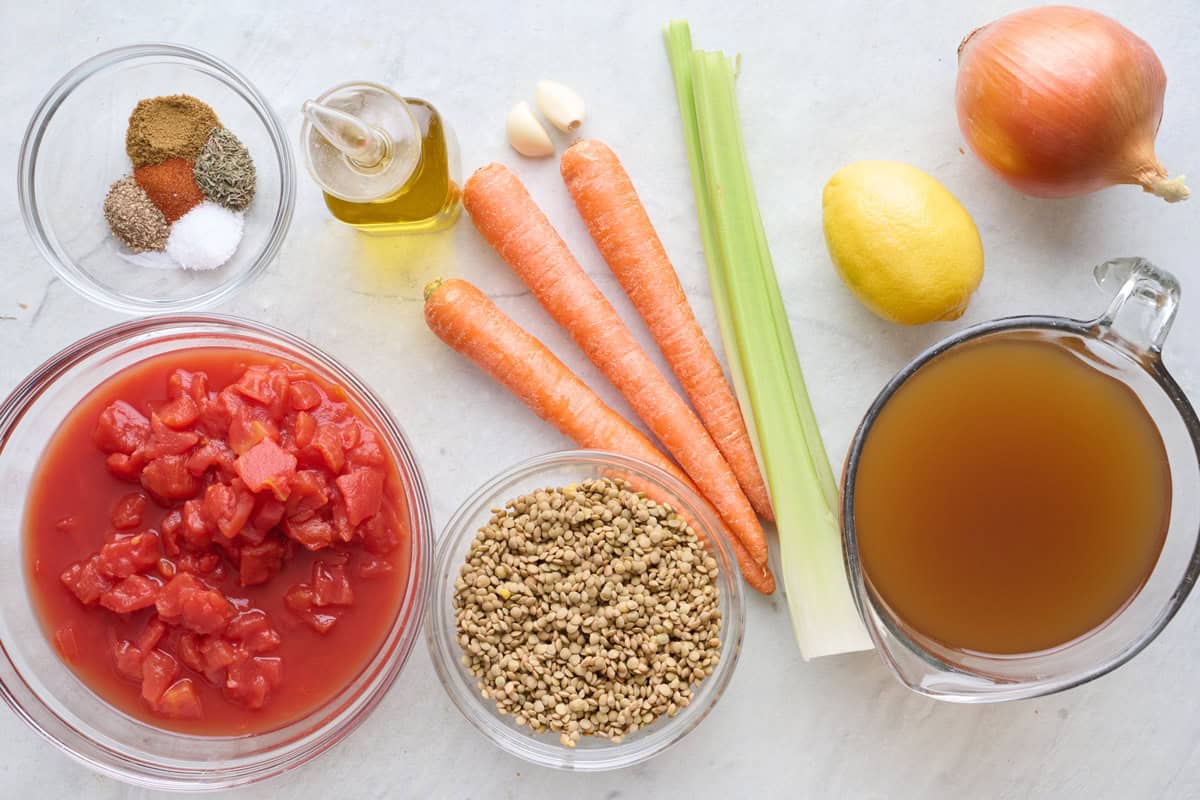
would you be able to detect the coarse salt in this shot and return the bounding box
[166,201,245,271]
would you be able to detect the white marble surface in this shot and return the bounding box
[3,0,1200,796]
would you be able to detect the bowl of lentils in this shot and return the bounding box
[425,450,746,771]
[19,43,294,313]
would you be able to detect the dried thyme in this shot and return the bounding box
[193,127,257,211]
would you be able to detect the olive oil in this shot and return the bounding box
[322,99,461,233]
[853,334,1170,655]
[301,84,461,234]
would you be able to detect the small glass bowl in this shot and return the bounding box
[426,450,745,771]
[18,44,296,314]
[0,316,432,790]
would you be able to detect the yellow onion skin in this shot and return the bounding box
[956,5,1176,200]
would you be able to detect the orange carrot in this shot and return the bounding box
[423,278,775,594]
[560,139,774,522]
[462,163,770,570]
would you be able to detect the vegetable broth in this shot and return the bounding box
[853,335,1170,655]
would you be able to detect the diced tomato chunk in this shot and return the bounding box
[338,421,361,450]
[239,538,286,586]
[157,393,199,429]
[113,640,144,682]
[138,617,168,653]
[61,557,114,605]
[94,400,150,455]
[186,439,235,477]
[177,551,221,577]
[97,532,161,578]
[202,482,254,539]
[362,512,401,555]
[225,655,282,710]
[142,649,179,705]
[312,560,354,607]
[231,365,274,405]
[160,510,183,556]
[328,502,352,543]
[284,516,334,551]
[167,369,208,404]
[177,632,204,674]
[157,678,203,719]
[196,391,234,438]
[156,573,235,635]
[225,609,282,654]
[180,499,211,549]
[106,451,146,482]
[141,455,201,501]
[143,414,200,459]
[235,438,297,500]
[286,469,331,519]
[348,424,386,467]
[311,425,345,473]
[284,584,338,633]
[358,554,393,579]
[54,623,80,662]
[100,574,160,613]
[200,636,238,674]
[251,496,286,533]
[336,467,385,527]
[110,492,148,530]
[228,414,279,456]
[289,380,322,411]
[292,410,317,450]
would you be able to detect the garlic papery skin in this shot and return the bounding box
[506,101,555,157]
[536,80,586,132]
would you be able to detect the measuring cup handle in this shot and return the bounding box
[1093,258,1181,356]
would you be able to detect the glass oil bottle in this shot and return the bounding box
[300,82,461,233]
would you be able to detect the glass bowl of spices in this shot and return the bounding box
[426,450,746,771]
[18,43,295,314]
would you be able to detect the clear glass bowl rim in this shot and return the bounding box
[17,42,297,314]
[424,449,747,771]
[0,313,433,790]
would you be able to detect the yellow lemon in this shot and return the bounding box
[822,161,984,325]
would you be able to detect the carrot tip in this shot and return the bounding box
[423,278,445,301]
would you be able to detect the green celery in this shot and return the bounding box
[664,23,871,658]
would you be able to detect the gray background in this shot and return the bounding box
[2,0,1198,797]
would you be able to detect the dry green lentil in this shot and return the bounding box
[454,477,721,748]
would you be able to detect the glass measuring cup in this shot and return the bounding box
[840,258,1200,702]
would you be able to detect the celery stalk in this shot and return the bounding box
[663,23,764,480]
[665,24,871,658]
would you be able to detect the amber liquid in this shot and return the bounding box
[323,98,461,233]
[854,334,1170,655]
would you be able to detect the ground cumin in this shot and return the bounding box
[126,95,219,167]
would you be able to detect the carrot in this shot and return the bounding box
[423,278,775,594]
[462,163,770,570]
[560,139,774,522]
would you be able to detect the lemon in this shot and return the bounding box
[822,161,984,325]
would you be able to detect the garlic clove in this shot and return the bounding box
[535,80,586,133]
[506,101,555,157]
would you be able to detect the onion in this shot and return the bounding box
[956,5,1188,202]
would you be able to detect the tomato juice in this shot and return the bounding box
[24,348,412,735]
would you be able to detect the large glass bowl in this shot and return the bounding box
[0,315,432,790]
[18,44,295,314]
[426,450,746,771]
